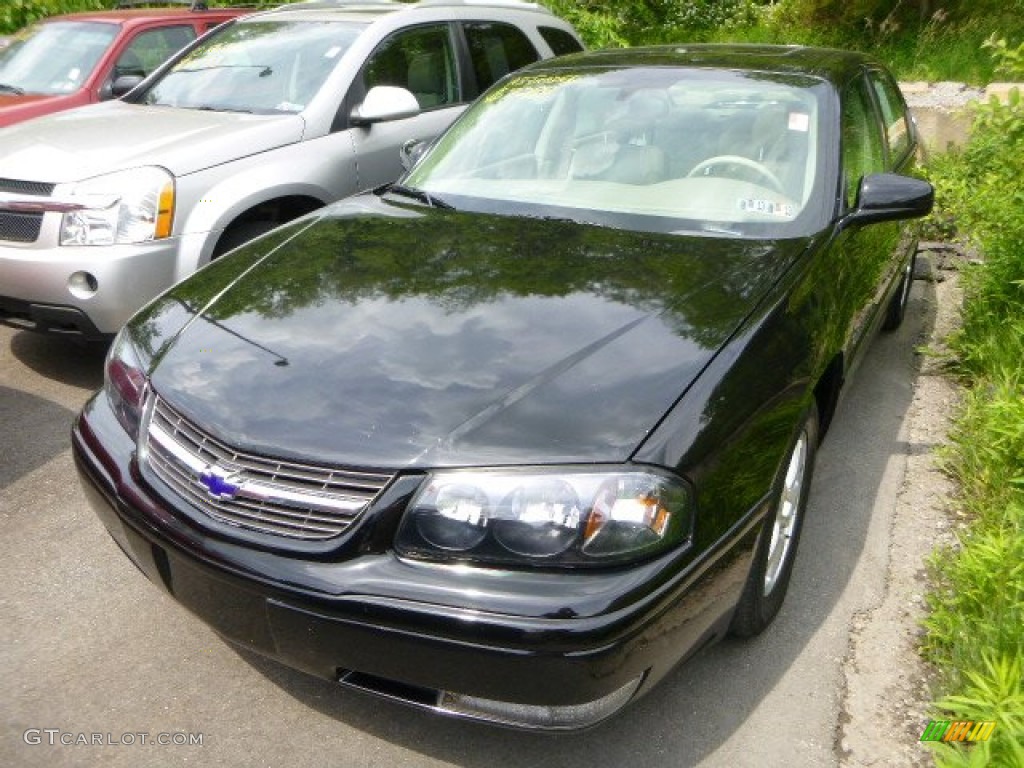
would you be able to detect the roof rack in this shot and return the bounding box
[272,0,403,7]
[416,0,548,9]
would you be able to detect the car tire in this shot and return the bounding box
[881,252,916,331]
[729,405,819,638]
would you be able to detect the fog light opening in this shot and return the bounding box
[68,271,99,299]
[438,674,644,730]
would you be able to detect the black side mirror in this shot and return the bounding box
[109,74,145,99]
[844,173,934,228]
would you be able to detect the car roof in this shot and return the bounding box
[526,44,877,85]
[245,0,556,23]
[37,8,248,27]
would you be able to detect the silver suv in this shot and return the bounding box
[0,0,581,339]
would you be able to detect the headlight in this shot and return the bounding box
[60,167,175,246]
[105,328,149,439]
[396,468,692,567]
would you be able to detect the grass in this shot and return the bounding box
[919,58,1024,764]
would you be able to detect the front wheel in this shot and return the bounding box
[882,253,916,331]
[730,406,819,638]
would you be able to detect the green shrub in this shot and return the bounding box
[921,35,1024,768]
[1,0,105,33]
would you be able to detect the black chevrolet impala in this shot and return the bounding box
[73,45,932,730]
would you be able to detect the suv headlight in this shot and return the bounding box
[396,468,692,567]
[60,167,175,246]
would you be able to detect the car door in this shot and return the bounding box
[832,70,899,378]
[97,24,198,101]
[346,23,468,190]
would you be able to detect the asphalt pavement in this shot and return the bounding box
[1,277,932,768]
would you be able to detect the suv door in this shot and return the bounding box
[346,23,467,189]
[460,20,541,97]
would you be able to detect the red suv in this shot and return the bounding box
[0,2,249,128]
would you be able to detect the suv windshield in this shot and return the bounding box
[0,21,118,95]
[407,67,832,238]
[141,20,365,114]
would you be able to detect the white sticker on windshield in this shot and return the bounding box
[68,67,81,82]
[789,112,810,132]
[739,198,796,217]
[325,46,342,59]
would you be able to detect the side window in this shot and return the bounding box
[868,70,911,166]
[362,25,457,109]
[841,76,886,208]
[463,22,539,93]
[114,26,196,80]
[538,26,584,56]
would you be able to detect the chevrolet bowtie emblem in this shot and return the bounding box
[198,466,243,500]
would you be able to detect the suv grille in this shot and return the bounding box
[143,395,392,541]
[0,211,44,243]
[0,178,54,243]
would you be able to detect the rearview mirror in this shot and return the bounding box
[844,173,934,227]
[351,86,420,126]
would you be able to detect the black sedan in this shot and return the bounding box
[73,45,932,731]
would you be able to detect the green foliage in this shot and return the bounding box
[920,34,1024,768]
[984,34,1024,78]
[927,654,1024,766]
[1,0,102,33]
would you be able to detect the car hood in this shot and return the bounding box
[0,101,305,181]
[144,197,811,469]
[0,92,80,128]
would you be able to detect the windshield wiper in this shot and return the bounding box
[384,183,453,210]
[174,64,273,76]
[193,105,254,114]
[0,83,26,95]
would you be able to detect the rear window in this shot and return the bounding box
[538,26,583,56]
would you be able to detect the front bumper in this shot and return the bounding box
[72,393,762,730]
[0,237,180,337]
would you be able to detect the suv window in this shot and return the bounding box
[867,69,911,166]
[463,21,539,93]
[841,75,886,208]
[363,24,457,109]
[114,25,196,80]
[538,25,583,56]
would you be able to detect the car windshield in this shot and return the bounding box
[0,21,118,95]
[141,20,364,114]
[406,66,832,237]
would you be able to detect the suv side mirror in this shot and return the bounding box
[351,86,420,126]
[844,173,934,227]
[109,74,145,99]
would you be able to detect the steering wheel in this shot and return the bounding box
[687,155,784,193]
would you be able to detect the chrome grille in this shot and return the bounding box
[0,211,44,243]
[143,395,393,541]
[0,178,55,196]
